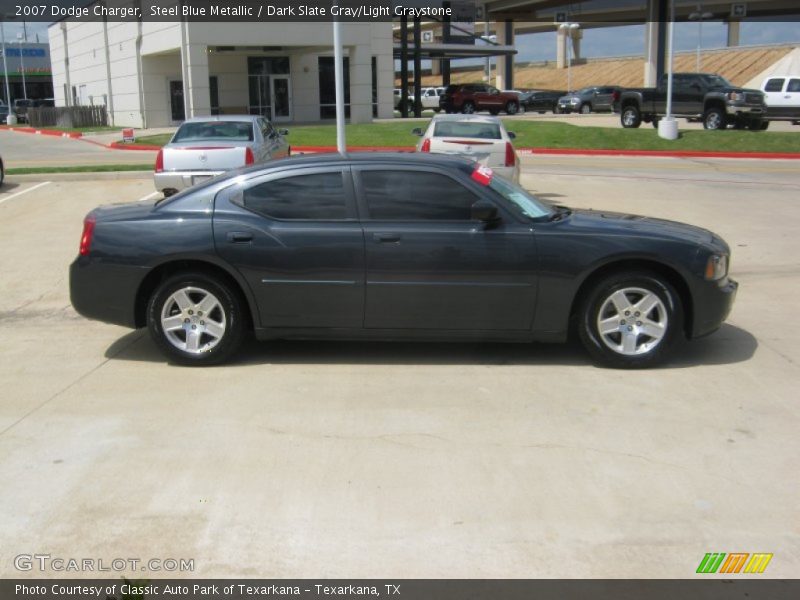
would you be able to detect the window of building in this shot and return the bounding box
[247,57,290,75]
[371,56,377,118]
[319,56,350,119]
[243,172,349,220]
[209,76,219,115]
[360,171,478,221]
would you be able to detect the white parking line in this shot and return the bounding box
[0,181,52,205]
[136,191,161,203]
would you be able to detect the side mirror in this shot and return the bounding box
[507,131,516,140]
[278,128,289,136]
[411,127,423,136]
[471,200,499,223]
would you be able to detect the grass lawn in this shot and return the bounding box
[7,164,152,175]
[132,121,800,154]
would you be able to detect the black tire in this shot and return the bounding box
[433,108,442,113]
[703,106,727,130]
[489,108,500,116]
[651,116,660,129]
[461,102,476,114]
[0,159,4,186]
[578,271,683,369]
[748,119,769,131]
[147,271,246,366]
[580,103,592,114]
[620,105,642,128]
[505,101,519,115]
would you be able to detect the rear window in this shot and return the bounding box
[173,121,254,143]
[433,121,501,140]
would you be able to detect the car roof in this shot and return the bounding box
[180,115,263,124]
[427,114,503,124]
[231,151,476,177]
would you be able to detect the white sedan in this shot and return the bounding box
[412,114,520,183]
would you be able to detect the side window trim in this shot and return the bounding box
[224,166,357,222]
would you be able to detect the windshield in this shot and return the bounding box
[489,176,552,220]
[433,121,501,139]
[172,121,254,143]
[702,75,733,88]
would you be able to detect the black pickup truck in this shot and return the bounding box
[618,73,768,131]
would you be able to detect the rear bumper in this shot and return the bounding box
[154,171,223,192]
[691,277,738,339]
[70,257,148,329]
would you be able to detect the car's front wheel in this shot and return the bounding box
[505,101,519,115]
[578,271,683,368]
[620,105,641,128]
[147,272,246,366]
[580,103,592,114]
[703,107,727,130]
[461,102,476,114]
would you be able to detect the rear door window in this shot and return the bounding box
[242,171,349,220]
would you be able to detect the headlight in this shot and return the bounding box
[570,98,579,104]
[728,92,744,102]
[705,254,729,281]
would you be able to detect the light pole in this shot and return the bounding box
[658,0,679,140]
[689,4,713,71]
[0,22,11,107]
[559,22,580,92]
[16,33,26,100]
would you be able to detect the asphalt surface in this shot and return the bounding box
[0,130,157,168]
[0,153,798,578]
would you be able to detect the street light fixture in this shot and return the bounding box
[16,32,27,100]
[689,4,714,71]
[558,22,580,92]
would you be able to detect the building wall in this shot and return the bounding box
[48,20,394,127]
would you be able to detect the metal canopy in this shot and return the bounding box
[392,43,517,60]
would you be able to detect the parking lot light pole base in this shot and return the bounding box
[658,117,679,140]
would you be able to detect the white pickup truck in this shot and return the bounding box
[760,75,800,125]
[154,115,290,196]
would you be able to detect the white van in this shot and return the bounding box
[760,75,800,124]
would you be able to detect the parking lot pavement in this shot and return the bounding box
[0,158,798,578]
[0,130,157,168]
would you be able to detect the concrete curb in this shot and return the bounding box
[1,125,83,139]
[8,171,152,182]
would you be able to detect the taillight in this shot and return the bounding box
[420,138,431,152]
[245,147,255,165]
[79,215,96,256]
[505,142,516,167]
[154,149,164,173]
[612,90,620,102]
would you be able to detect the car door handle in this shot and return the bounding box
[373,233,402,243]
[227,231,253,243]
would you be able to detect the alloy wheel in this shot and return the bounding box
[596,287,668,356]
[160,286,227,354]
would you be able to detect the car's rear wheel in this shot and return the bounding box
[620,105,641,128]
[505,101,519,115]
[462,102,476,114]
[147,272,245,366]
[578,271,683,368]
[489,108,500,115]
[748,119,769,131]
[703,107,727,130]
[580,103,592,114]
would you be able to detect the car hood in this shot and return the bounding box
[564,208,714,245]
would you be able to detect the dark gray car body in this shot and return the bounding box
[70,153,736,345]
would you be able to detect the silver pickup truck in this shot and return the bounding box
[154,115,290,196]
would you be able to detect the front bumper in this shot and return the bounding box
[725,103,765,117]
[691,277,738,338]
[154,171,223,193]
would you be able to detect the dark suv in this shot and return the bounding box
[557,86,621,114]
[440,84,520,115]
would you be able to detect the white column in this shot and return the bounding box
[183,43,211,118]
[727,20,740,47]
[349,43,372,124]
[643,20,662,86]
[495,21,513,90]
[375,51,394,119]
[556,27,567,69]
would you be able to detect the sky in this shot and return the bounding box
[4,19,799,58]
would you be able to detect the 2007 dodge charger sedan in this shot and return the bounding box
[70,153,737,368]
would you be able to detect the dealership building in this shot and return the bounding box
[48,20,395,127]
[1,42,54,104]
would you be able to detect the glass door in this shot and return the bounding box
[271,75,291,122]
[248,75,271,118]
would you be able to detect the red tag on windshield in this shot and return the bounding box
[471,165,494,186]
